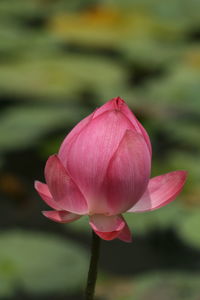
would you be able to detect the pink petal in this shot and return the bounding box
[58,112,94,166]
[92,97,125,119]
[97,97,152,155]
[128,171,187,212]
[135,120,152,155]
[104,130,151,215]
[66,110,135,214]
[34,180,61,210]
[42,210,81,223]
[45,155,88,215]
[93,97,151,156]
[118,223,132,243]
[89,214,126,241]
[89,215,125,232]
[120,102,152,155]
[93,231,121,241]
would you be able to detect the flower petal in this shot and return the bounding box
[120,102,152,155]
[45,155,88,214]
[93,231,120,241]
[104,130,151,215]
[67,110,135,214]
[34,180,61,210]
[58,112,94,166]
[117,223,132,243]
[92,97,125,119]
[89,214,126,241]
[93,97,151,156]
[135,120,152,155]
[42,210,81,223]
[128,171,187,212]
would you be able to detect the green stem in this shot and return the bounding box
[85,231,101,300]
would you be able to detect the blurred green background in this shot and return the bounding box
[0,0,200,299]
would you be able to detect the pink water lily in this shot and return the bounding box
[35,97,187,242]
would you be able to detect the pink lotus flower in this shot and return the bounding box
[35,97,187,242]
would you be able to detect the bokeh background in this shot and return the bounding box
[0,0,200,299]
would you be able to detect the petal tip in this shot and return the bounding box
[42,210,64,223]
[112,97,125,108]
[45,153,58,165]
[93,97,126,118]
[42,210,81,224]
[172,170,188,187]
[34,180,41,190]
[119,235,133,243]
[125,237,133,243]
[93,230,121,241]
[129,170,188,213]
[117,222,132,243]
[42,210,49,217]
[180,170,188,179]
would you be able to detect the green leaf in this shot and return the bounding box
[0,0,41,19]
[0,230,88,297]
[117,272,200,300]
[138,66,200,112]
[176,209,200,249]
[0,104,88,153]
[0,55,125,99]
[0,25,60,57]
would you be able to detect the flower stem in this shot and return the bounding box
[85,230,101,300]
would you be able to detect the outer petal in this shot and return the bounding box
[34,180,61,210]
[42,210,81,223]
[92,97,125,119]
[89,215,126,241]
[45,155,88,215]
[117,223,132,243]
[66,110,135,214]
[134,120,152,155]
[120,100,152,155]
[128,171,187,212]
[58,112,94,166]
[104,130,151,215]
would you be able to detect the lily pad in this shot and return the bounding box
[0,230,88,297]
[0,55,125,99]
[176,210,200,249]
[116,272,200,300]
[0,104,87,153]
